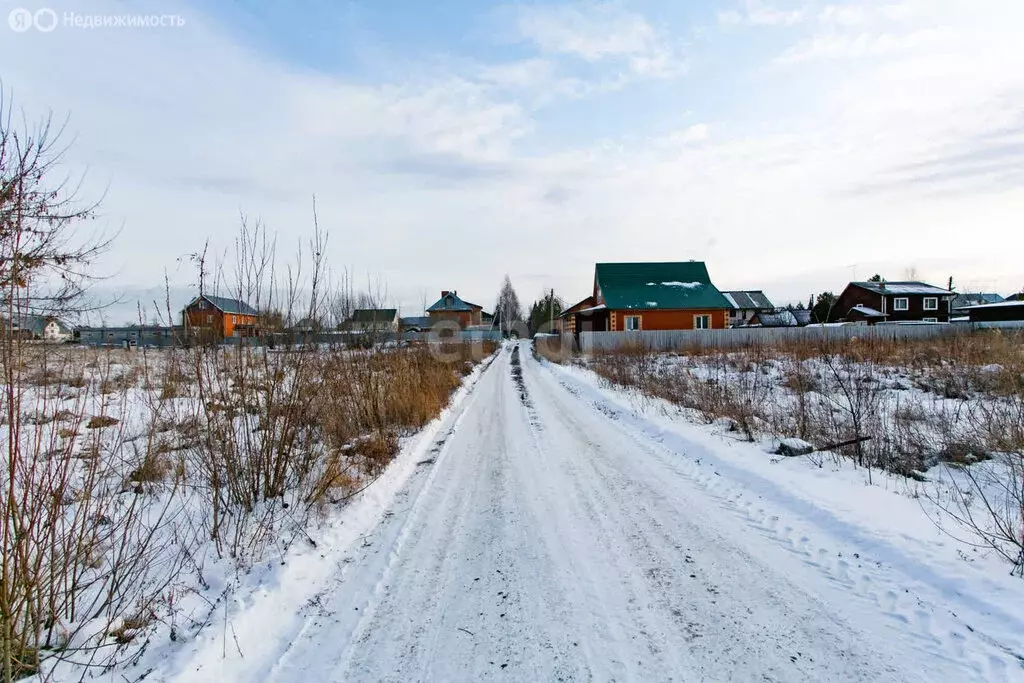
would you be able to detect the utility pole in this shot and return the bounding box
[549,288,554,333]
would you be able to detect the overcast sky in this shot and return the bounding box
[3,0,1023,321]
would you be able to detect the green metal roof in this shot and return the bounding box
[595,261,730,310]
[427,292,479,312]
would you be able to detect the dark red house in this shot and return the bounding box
[832,281,955,324]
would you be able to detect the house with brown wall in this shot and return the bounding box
[568,261,731,333]
[832,281,955,324]
[182,294,260,339]
[426,291,485,329]
[558,296,596,334]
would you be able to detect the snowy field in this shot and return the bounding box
[4,338,1023,681]
[0,341,493,681]
[132,341,1021,681]
[576,334,1024,574]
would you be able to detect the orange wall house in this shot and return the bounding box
[570,261,731,333]
[608,308,728,331]
[182,295,260,339]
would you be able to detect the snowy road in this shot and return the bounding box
[174,342,1024,682]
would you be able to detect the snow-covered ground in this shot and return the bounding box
[136,341,1024,682]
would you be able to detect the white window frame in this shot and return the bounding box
[893,297,909,311]
[232,315,238,324]
[624,315,641,331]
[923,297,938,311]
[922,317,938,323]
[694,314,712,330]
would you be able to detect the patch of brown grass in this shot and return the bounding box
[127,452,171,484]
[108,612,153,645]
[86,415,120,429]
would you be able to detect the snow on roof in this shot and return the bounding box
[756,310,798,327]
[657,281,702,288]
[850,304,886,317]
[595,262,729,310]
[952,293,1004,308]
[959,300,1024,309]
[577,304,607,314]
[721,290,773,310]
[851,281,951,296]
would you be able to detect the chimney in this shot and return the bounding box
[441,290,450,297]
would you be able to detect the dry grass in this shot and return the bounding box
[588,330,1024,476]
[184,339,497,559]
[108,612,154,645]
[2,334,497,674]
[127,452,172,485]
[86,415,120,429]
[534,335,575,364]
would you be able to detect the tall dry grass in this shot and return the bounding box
[585,330,1024,572]
[0,336,496,678]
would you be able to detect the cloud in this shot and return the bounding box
[719,0,931,29]
[849,117,1024,196]
[774,27,951,64]
[668,124,710,145]
[717,1,807,27]
[1,0,1021,314]
[506,2,687,78]
[373,151,515,184]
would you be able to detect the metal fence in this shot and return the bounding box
[578,322,981,353]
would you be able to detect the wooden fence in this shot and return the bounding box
[578,322,977,353]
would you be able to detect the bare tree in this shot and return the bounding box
[494,275,523,337]
[0,91,156,681]
[0,91,110,318]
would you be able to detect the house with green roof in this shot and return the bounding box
[426,290,486,329]
[569,261,731,333]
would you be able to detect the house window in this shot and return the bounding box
[894,297,909,311]
[694,314,712,330]
[232,315,237,324]
[624,315,641,331]
[923,317,938,323]
[923,297,938,311]
[198,300,207,310]
[207,314,213,323]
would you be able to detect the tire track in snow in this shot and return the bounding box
[535,351,1024,681]
[264,352,499,682]
[330,353,500,679]
[521,348,904,681]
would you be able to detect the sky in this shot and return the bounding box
[2,0,1023,322]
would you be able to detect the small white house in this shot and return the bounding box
[42,318,73,342]
[9,314,74,342]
